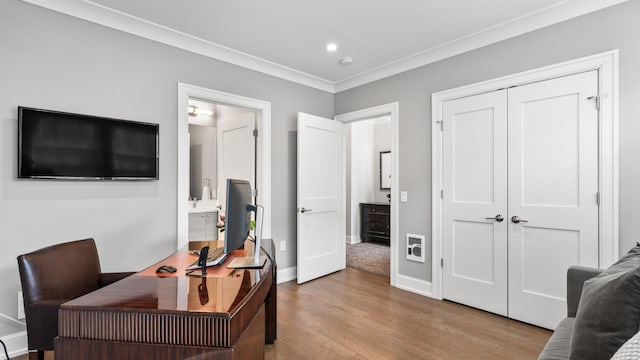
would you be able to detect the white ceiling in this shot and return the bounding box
[23,0,627,92]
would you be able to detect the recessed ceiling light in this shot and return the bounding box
[340,57,353,65]
[326,43,338,52]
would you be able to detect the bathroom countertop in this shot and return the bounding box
[188,206,219,214]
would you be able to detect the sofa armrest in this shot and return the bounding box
[567,265,604,317]
[99,272,135,287]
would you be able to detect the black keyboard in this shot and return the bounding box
[186,247,227,270]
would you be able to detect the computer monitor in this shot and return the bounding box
[224,179,253,255]
[224,178,267,269]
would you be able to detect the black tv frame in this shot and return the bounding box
[18,106,159,181]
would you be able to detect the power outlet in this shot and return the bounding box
[18,291,25,319]
[279,240,287,252]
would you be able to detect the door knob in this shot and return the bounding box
[485,214,504,222]
[298,207,312,213]
[511,216,528,224]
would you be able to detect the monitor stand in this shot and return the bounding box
[227,205,267,269]
[227,255,268,269]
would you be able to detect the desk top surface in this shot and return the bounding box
[62,241,272,315]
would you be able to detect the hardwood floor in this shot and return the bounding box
[17,268,550,359]
[266,267,551,359]
[15,351,53,360]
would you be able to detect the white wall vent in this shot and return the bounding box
[406,234,425,263]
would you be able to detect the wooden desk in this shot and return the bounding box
[55,241,276,360]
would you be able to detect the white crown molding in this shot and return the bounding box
[333,0,628,92]
[20,0,335,93]
[22,0,627,94]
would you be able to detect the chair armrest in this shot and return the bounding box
[99,272,135,287]
[567,265,604,317]
[24,299,68,350]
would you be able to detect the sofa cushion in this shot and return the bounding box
[611,331,640,360]
[538,317,574,360]
[569,244,640,360]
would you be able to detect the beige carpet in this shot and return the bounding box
[346,242,390,277]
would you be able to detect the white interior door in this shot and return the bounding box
[442,90,508,316]
[508,71,599,329]
[441,70,600,329]
[217,111,256,208]
[297,112,345,284]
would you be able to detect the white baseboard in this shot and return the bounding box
[277,266,297,284]
[0,330,28,359]
[395,274,434,298]
[346,236,361,245]
[0,313,27,359]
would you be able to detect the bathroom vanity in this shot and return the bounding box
[188,206,219,241]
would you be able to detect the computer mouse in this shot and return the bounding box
[156,265,177,274]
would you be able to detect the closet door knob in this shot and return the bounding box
[511,216,528,224]
[485,214,504,222]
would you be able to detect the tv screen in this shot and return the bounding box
[18,107,159,180]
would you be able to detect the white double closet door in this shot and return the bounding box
[442,71,599,329]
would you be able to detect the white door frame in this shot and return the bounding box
[335,102,399,286]
[177,83,272,250]
[431,50,619,300]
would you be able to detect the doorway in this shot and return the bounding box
[345,116,392,278]
[432,51,619,330]
[187,98,257,209]
[335,102,399,286]
[177,83,272,250]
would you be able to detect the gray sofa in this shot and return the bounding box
[538,266,603,360]
[539,243,640,360]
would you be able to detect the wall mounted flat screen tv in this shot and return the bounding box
[18,107,159,180]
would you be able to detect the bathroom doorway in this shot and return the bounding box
[187,99,257,209]
[177,83,272,250]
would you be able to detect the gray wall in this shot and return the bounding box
[2,0,637,319]
[0,0,332,318]
[335,0,640,281]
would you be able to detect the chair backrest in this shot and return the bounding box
[17,238,102,304]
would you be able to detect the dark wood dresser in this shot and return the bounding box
[360,202,390,245]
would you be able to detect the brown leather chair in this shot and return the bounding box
[17,238,134,360]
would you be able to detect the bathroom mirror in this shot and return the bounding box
[380,151,391,190]
[189,122,217,201]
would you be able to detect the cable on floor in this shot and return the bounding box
[0,338,10,360]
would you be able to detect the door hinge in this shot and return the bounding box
[253,129,258,137]
[440,189,443,199]
[588,95,600,110]
[441,258,444,267]
[252,188,258,197]
[596,192,600,206]
[436,120,443,131]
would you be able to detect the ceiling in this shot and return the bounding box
[23,0,627,92]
